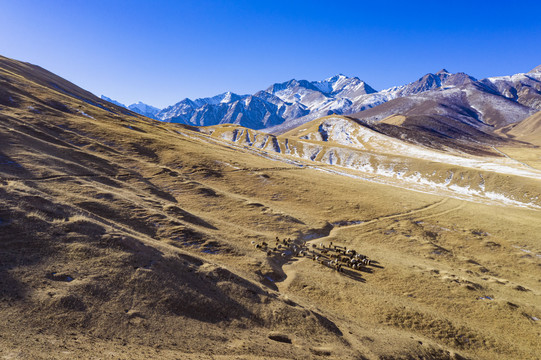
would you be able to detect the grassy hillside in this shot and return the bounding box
[1,56,540,359]
[499,110,541,146]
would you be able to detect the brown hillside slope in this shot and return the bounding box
[1,56,540,359]
[0,55,140,118]
[499,110,541,146]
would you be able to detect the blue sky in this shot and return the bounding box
[1,0,540,108]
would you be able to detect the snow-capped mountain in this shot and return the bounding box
[267,67,541,134]
[157,68,531,134]
[100,96,161,119]
[127,102,160,119]
[336,68,541,145]
[156,74,377,130]
[161,94,284,129]
[104,65,541,136]
[101,96,127,108]
[157,92,248,125]
[479,66,541,110]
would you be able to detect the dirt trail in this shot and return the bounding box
[318,198,450,240]
[276,198,453,292]
[492,146,535,169]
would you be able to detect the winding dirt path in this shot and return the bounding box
[276,197,457,292]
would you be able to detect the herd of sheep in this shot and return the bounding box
[252,237,375,276]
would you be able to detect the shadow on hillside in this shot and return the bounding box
[0,182,259,324]
[0,191,58,301]
[164,205,217,230]
[0,148,33,179]
[108,238,261,323]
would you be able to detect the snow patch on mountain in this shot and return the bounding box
[200,120,541,209]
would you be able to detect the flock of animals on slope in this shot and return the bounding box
[252,237,379,279]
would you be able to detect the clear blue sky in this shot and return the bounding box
[1,0,540,108]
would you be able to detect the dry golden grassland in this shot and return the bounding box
[0,56,540,359]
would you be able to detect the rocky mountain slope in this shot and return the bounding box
[205,116,541,209]
[348,88,534,141]
[480,65,541,110]
[270,68,541,134]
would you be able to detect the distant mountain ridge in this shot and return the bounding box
[152,74,377,129]
[100,96,160,119]
[101,65,541,134]
[340,67,541,144]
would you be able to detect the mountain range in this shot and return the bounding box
[102,66,541,136]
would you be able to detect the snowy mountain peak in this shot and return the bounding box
[100,95,161,119]
[312,74,376,96]
[127,102,160,119]
[266,79,320,95]
[192,92,245,107]
[324,74,348,82]
[128,102,160,113]
[219,91,239,104]
[101,95,127,108]
[436,69,450,75]
[528,65,541,74]
[313,74,349,93]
